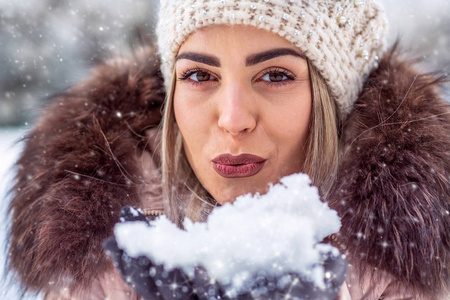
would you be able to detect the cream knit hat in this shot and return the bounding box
[156,0,388,120]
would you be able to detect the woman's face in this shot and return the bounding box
[174,25,312,204]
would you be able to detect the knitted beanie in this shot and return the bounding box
[156,0,388,120]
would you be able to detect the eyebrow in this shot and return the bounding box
[175,47,307,67]
[175,52,221,67]
[246,48,307,66]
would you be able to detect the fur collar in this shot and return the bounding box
[7,45,450,296]
[8,46,165,293]
[328,45,450,296]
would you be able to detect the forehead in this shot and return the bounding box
[179,24,298,56]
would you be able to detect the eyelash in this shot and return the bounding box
[178,67,296,87]
[179,68,200,80]
[257,68,296,86]
[178,68,217,86]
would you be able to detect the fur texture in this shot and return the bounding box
[7,44,450,297]
[7,46,164,293]
[328,45,450,297]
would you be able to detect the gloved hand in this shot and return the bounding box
[104,206,347,300]
[190,252,347,300]
[103,206,195,300]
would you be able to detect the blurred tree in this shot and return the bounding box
[0,0,159,126]
[380,0,450,71]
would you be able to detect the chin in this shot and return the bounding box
[212,181,271,205]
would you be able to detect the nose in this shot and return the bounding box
[217,82,257,136]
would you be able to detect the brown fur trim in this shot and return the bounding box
[328,45,450,296]
[7,45,164,294]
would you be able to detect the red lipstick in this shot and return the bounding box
[212,154,266,178]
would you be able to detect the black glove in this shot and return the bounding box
[104,206,347,300]
[103,206,195,300]
[190,252,347,300]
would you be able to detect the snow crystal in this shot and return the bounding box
[114,173,341,295]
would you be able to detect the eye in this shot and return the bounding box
[181,70,217,82]
[258,68,296,85]
[261,71,289,82]
[191,70,215,82]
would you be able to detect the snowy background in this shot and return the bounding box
[0,0,449,126]
[1,0,449,298]
[0,128,30,299]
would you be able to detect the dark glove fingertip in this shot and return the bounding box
[103,237,120,257]
[323,254,348,289]
[103,237,132,276]
[120,206,149,223]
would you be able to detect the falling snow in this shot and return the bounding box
[1,0,449,298]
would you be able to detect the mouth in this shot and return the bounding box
[212,154,266,178]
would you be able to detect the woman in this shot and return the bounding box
[7,0,450,299]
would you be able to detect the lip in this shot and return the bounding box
[212,154,266,178]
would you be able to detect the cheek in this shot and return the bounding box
[173,89,186,132]
[271,89,312,146]
[173,88,199,141]
[173,88,211,168]
[174,86,212,132]
[268,90,312,176]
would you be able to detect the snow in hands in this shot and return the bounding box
[114,173,342,296]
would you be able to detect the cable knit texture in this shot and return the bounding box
[156,0,389,120]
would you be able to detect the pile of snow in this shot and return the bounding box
[115,173,341,295]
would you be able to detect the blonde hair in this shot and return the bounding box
[161,61,340,226]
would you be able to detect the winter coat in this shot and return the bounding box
[6,44,450,300]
